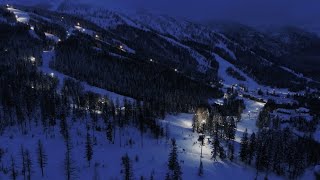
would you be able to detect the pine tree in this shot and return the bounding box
[227,117,236,140]
[167,139,182,180]
[121,154,133,180]
[10,156,17,180]
[239,129,249,162]
[219,146,226,160]
[64,130,75,180]
[227,142,234,161]
[85,132,93,166]
[25,149,32,180]
[21,145,26,180]
[37,139,47,177]
[212,133,219,161]
[60,115,67,140]
[106,121,113,143]
[248,133,256,165]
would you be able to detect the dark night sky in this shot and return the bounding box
[120,0,320,27]
[4,0,320,30]
[115,0,320,28]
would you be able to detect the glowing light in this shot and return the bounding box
[50,73,54,77]
[30,26,34,30]
[29,56,36,62]
[150,58,153,62]
[119,45,123,49]
[174,68,178,72]
[31,85,34,89]
[95,34,99,39]
[77,22,80,26]
[58,39,61,42]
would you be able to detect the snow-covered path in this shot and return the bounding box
[213,53,259,89]
[235,99,265,142]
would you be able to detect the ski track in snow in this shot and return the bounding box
[159,35,210,73]
[0,5,318,180]
[213,53,291,95]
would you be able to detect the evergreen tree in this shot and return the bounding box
[64,130,75,180]
[227,142,234,161]
[106,121,113,143]
[21,145,26,180]
[219,146,226,160]
[25,149,32,180]
[248,133,256,165]
[167,139,182,180]
[37,139,47,177]
[121,154,134,180]
[239,129,249,162]
[85,132,93,166]
[60,115,67,140]
[212,133,219,161]
[226,117,236,140]
[10,156,17,180]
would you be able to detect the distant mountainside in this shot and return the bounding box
[1,1,320,93]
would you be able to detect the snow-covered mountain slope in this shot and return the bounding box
[3,3,320,95]
[1,4,320,180]
[59,4,320,90]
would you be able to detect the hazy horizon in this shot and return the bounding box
[2,0,320,32]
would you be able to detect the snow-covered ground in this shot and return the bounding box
[0,113,286,180]
[44,33,61,43]
[215,41,237,60]
[213,53,292,96]
[214,53,259,90]
[235,99,265,142]
[7,7,30,23]
[158,34,210,73]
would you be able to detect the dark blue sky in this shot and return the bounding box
[4,0,320,29]
[97,0,319,29]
